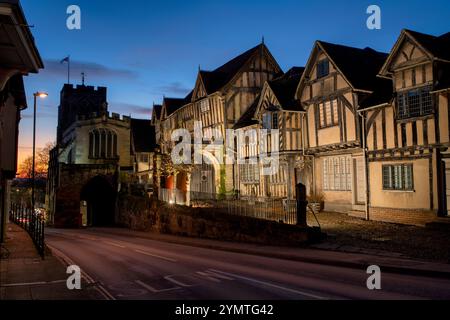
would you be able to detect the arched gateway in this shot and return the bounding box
[80,175,116,227]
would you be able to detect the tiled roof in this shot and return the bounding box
[268,67,304,111]
[406,29,450,61]
[319,41,388,92]
[233,96,260,129]
[163,97,185,116]
[199,44,266,95]
[152,104,162,120]
[130,118,156,153]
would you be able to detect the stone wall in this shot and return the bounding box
[52,164,117,228]
[117,194,323,245]
[368,207,438,226]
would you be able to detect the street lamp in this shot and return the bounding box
[32,92,48,214]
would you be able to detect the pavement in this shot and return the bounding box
[44,227,450,299]
[0,222,103,300]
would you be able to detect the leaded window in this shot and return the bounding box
[319,100,338,128]
[317,59,330,79]
[397,85,433,119]
[240,163,260,184]
[382,164,413,191]
[323,156,351,191]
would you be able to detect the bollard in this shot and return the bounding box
[296,183,308,227]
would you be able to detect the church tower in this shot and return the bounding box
[56,84,108,144]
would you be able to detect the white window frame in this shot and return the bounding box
[323,156,352,191]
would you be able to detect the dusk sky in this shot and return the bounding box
[18,0,450,164]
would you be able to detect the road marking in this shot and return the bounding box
[79,236,98,241]
[104,241,126,248]
[134,249,177,262]
[0,280,66,287]
[209,269,328,300]
[196,271,222,283]
[164,275,196,287]
[196,270,235,283]
[135,280,180,293]
[47,243,116,300]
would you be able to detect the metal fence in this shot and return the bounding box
[9,203,45,257]
[160,189,297,225]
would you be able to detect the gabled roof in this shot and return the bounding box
[194,43,281,99]
[130,119,157,153]
[318,41,388,92]
[405,29,450,61]
[358,78,394,110]
[162,97,185,117]
[380,29,450,76]
[151,104,162,121]
[267,67,304,111]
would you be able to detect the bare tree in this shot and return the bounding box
[18,142,55,179]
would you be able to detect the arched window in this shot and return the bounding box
[89,128,118,159]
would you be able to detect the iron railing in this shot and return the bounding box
[9,203,45,257]
[160,188,297,225]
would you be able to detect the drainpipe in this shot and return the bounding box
[301,113,315,196]
[359,110,369,221]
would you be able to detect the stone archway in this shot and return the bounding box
[80,175,116,227]
[189,150,221,198]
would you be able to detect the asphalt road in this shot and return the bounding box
[45,228,450,300]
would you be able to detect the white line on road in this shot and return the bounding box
[164,275,196,287]
[196,271,221,283]
[209,269,328,300]
[104,241,126,248]
[0,280,67,287]
[47,243,116,300]
[134,249,177,262]
[79,236,98,241]
[135,280,180,293]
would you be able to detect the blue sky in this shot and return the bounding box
[18,0,450,162]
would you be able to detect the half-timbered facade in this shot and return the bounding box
[158,42,282,199]
[297,41,389,213]
[359,29,450,224]
[234,67,305,200]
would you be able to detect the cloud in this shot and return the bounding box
[21,112,57,120]
[109,102,152,117]
[42,59,138,81]
[157,82,191,96]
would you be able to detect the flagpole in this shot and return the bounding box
[68,55,70,84]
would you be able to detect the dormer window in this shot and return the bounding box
[262,112,278,130]
[317,59,330,79]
